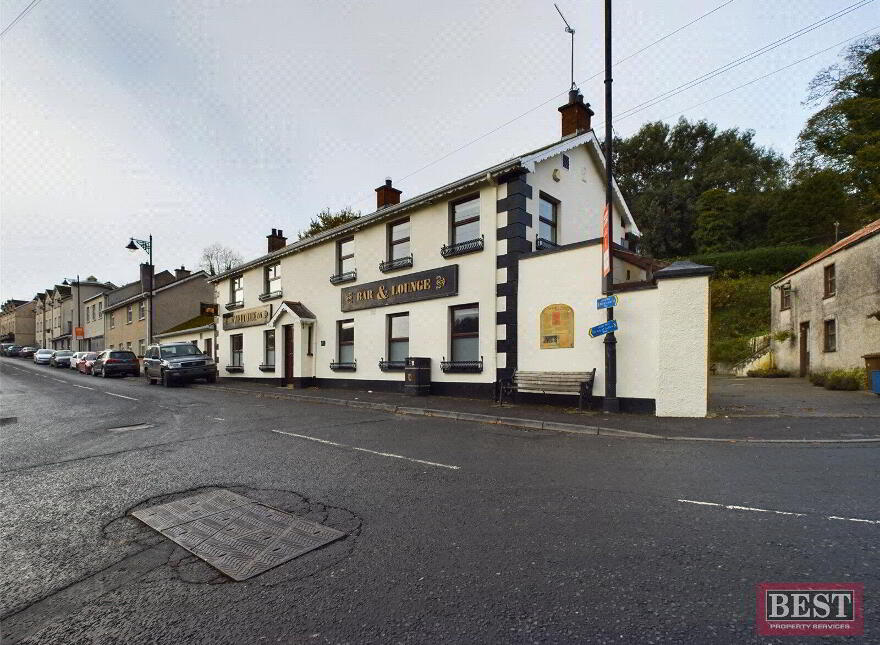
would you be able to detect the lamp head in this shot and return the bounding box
[125,239,138,252]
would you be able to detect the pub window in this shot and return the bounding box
[230,276,243,305]
[126,341,132,350]
[388,219,410,260]
[823,319,837,352]
[387,313,409,363]
[138,300,146,320]
[265,263,281,294]
[780,284,791,311]
[538,193,558,246]
[230,334,243,366]
[337,237,355,275]
[264,329,275,366]
[450,196,480,244]
[450,304,479,362]
[337,319,354,363]
[126,305,133,324]
[824,264,836,298]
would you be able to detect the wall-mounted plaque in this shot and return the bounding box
[341,265,458,312]
[540,304,574,349]
[223,304,271,330]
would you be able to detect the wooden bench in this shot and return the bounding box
[498,369,596,410]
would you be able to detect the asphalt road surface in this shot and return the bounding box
[1,358,878,644]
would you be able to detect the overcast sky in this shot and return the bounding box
[1,0,877,302]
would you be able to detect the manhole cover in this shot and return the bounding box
[131,489,344,580]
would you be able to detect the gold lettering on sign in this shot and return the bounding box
[540,304,574,349]
[377,286,388,299]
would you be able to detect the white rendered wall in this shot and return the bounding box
[655,275,710,417]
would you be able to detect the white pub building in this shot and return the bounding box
[209,92,713,416]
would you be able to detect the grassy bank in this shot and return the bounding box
[709,274,777,364]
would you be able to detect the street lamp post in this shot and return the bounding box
[62,274,81,350]
[126,235,153,344]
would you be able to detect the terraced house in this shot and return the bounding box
[0,299,35,346]
[103,265,213,356]
[208,93,713,416]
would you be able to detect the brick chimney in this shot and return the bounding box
[175,265,191,280]
[139,263,154,292]
[375,178,402,209]
[267,228,287,253]
[558,89,594,138]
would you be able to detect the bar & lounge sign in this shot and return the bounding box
[341,265,458,312]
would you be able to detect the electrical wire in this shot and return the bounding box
[0,0,42,40]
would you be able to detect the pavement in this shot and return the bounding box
[1,357,879,644]
[187,374,880,443]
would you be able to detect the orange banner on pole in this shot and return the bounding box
[601,203,610,276]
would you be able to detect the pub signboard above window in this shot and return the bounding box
[223,304,271,330]
[341,265,458,312]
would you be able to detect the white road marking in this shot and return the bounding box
[271,429,460,470]
[213,417,225,421]
[678,499,878,524]
[105,392,138,401]
[51,378,65,383]
[71,384,94,390]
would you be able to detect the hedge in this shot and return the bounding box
[680,245,822,278]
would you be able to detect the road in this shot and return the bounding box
[1,358,878,644]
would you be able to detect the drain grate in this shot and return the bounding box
[0,417,17,426]
[131,489,344,580]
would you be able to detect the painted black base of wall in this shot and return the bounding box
[313,377,496,400]
[510,391,656,414]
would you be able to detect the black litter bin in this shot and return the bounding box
[404,357,431,396]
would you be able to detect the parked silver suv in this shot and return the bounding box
[143,342,218,387]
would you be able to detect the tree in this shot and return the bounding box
[199,243,244,276]
[297,207,361,240]
[794,35,880,222]
[694,189,738,253]
[609,118,786,257]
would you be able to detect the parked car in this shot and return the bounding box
[33,348,54,365]
[0,343,15,356]
[50,350,74,368]
[18,347,36,359]
[77,352,99,375]
[69,352,87,370]
[143,342,217,386]
[92,350,140,378]
[4,345,22,357]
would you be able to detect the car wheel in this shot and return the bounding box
[206,375,217,384]
[161,371,170,387]
[101,368,108,378]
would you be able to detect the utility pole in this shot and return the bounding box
[602,0,619,413]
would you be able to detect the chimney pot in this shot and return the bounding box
[267,228,287,253]
[558,88,594,138]
[175,266,191,280]
[376,178,402,209]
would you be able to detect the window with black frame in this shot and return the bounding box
[230,334,243,366]
[333,319,355,369]
[537,193,558,249]
[230,276,243,305]
[265,264,281,295]
[451,197,479,244]
[443,304,481,372]
[264,329,275,366]
[382,313,408,370]
[389,219,410,260]
[338,238,354,275]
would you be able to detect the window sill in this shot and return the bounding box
[330,271,357,285]
[535,238,559,251]
[441,357,483,373]
[225,365,244,373]
[259,291,282,302]
[379,360,406,371]
[441,235,484,259]
[823,294,836,300]
[379,256,413,273]
[330,361,357,371]
[258,364,276,372]
[225,302,244,311]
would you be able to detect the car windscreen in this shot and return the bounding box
[37,350,53,354]
[161,345,203,358]
[84,353,98,360]
[110,351,137,359]
[55,351,73,356]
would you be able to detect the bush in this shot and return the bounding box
[709,275,776,364]
[682,245,822,278]
[824,368,866,391]
[809,371,828,387]
[747,367,790,378]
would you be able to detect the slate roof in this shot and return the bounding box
[158,314,215,335]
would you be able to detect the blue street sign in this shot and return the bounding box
[596,294,619,310]
[588,319,618,338]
